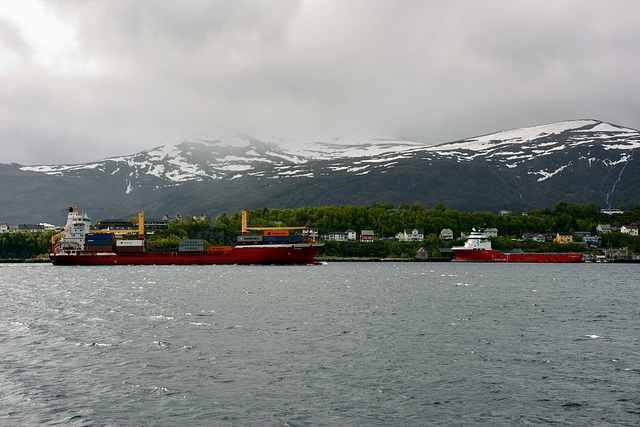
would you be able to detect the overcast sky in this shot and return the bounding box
[2,0,639,165]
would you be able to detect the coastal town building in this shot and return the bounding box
[532,233,546,242]
[144,219,170,229]
[520,233,546,242]
[1,224,46,233]
[597,224,613,234]
[555,233,573,244]
[97,219,133,229]
[360,230,375,242]
[461,228,499,239]
[483,228,498,238]
[415,247,429,259]
[603,247,636,261]
[600,209,624,215]
[583,236,602,247]
[439,228,454,240]
[396,228,425,242]
[621,225,639,236]
[327,231,347,242]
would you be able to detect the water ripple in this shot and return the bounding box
[1,263,639,425]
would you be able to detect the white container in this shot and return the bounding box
[116,240,146,247]
[178,245,206,252]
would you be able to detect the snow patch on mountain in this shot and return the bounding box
[428,120,594,154]
[265,137,427,161]
[530,163,572,182]
[17,120,640,195]
[20,136,429,183]
[424,120,639,163]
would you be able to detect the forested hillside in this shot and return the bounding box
[219,202,640,238]
[0,231,55,260]
[2,202,639,259]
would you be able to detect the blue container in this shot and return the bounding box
[291,235,304,242]
[85,239,112,246]
[264,236,277,242]
[86,233,113,241]
[275,236,290,242]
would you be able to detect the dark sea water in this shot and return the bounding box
[1,262,639,426]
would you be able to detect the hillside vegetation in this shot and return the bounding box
[220,202,640,257]
[229,202,640,237]
[2,202,639,260]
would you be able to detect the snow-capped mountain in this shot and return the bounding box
[4,119,639,223]
[428,120,639,173]
[20,134,429,192]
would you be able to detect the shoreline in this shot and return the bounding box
[2,257,639,264]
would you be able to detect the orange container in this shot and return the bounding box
[264,230,290,237]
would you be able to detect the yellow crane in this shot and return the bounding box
[241,209,315,242]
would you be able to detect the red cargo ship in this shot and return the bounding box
[50,206,323,266]
[451,231,582,262]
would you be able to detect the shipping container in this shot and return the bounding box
[84,239,114,246]
[275,236,290,242]
[264,236,277,242]
[84,245,114,252]
[85,233,114,241]
[291,235,304,242]
[116,240,146,247]
[179,239,205,246]
[237,235,263,242]
[178,245,206,252]
[264,230,290,237]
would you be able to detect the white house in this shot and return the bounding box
[327,231,347,242]
[145,219,170,229]
[7,224,45,232]
[396,228,424,242]
[532,233,546,242]
[621,225,639,236]
[483,228,498,238]
[597,224,613,234]
[345,229,357,241]
[439,228,454,240]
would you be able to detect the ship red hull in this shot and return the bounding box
[50,243,324,266]
[452,249,582,262]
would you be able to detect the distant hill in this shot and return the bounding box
[2,119,639,224]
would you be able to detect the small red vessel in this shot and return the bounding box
[50,206,323,266]
[451,231,582,262]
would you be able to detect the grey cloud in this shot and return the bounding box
[2,0,640,165]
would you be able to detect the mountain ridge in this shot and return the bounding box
[3,119,639,224]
